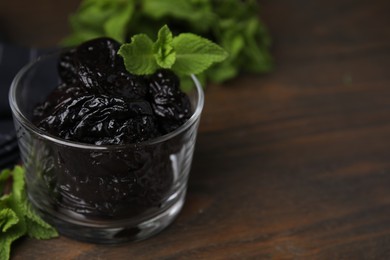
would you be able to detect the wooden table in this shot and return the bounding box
[4,0,390,258]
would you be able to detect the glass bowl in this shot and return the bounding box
[8,52,204,244]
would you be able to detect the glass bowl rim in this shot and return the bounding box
[8,51,204,150]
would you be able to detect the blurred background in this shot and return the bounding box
[0,0,80,47]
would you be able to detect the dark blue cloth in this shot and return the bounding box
[0,42,49,169]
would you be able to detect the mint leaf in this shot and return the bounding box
[143,0,197,19]
[207,62,238,83]
[0,189,26,260]
[0,209,19,232]
[0,169,10,194]
[118,34,158,75]
[103,1,134,42]
[172,33,228,75]
[61,30,104,47]
[0,218,26,260]
[64,0,273,84]
[10,166,25,203]
[153,25,176,68]
[119,25,227,76]
[0,166,58,260]
[142,0,215,32]
[24,203,58,239]
[0,169,10,182]
[62,0,135,45]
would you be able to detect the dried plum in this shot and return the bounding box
[147,69,181,105]
[75,37,125,93]
[33,83,87,123]
[39,45,193,143]
[105,70,148,100]
[58,37,123,92]
[36,94,160,145]
[58,48,78,84]
[76,37,121,70]
[147,69,192,134]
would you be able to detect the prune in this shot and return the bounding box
[36,95,158,145]
[117,116,158,144]
[147,69,192,134]
[134,157,173,206]
[57,171,139,216]
[37,94,159,145]
[75,38,124,92]
[58,48,78,84]
[127,100,153,116]
[76,37,122,70]
[33,83,86,123]
[58,37,123,92]
[48,145,174,217]
[105,70,148,100]
[76,63,108,92]
[148,69,181,105]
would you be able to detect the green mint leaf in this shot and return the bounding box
[206,62,238,83]
[171,33,228,75]
[61,31,104,47]
[143,0,194,19]
[64,0,272,84]
[62,0,135,45]
[103,2,134,43]
[142,0,215,32]
[10,166,25,203]
[119,25,227,76]
[0,166,58,260]
[9,166,57,239]
[0,208,19,232]
[0,238,12,260]
[26,218,58,240]
[24,203,58,239]
[118,34,158,75]
[0,169,11,195]
[0,169,10,182]
[0,219,26,260]
[220,28,245,60]
[153,25,176,68]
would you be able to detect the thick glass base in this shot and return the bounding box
[30,189,187,244]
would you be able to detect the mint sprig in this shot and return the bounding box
[119,34,158,75]
[62,0,134,44]
[171,33,228,75]
[118,25,228,76]
[153,25,176,68]
[64,0,273,84]
[0,166,58,260]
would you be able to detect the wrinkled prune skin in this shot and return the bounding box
[147,69,192,134]
[148,69,181,105]
[58,48,78,84]
[32,37,193,219]
[105,71,148,100]
[59,38,121,87]
[37,95,157,145]
[33,83,87,123]
[76,37,122,70]
[37,46,192,144]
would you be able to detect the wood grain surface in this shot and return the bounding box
[4,0,390,259]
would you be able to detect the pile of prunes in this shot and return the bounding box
[33,37,192,145]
